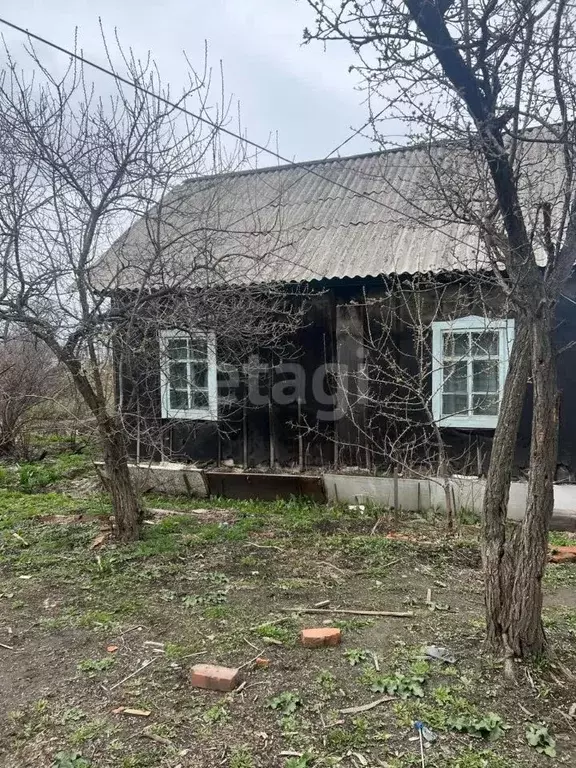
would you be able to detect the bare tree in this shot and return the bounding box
[304,0,576,658]
[0,38,302,541]
[0,331,60,457]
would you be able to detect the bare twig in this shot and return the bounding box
[237,651,266,670]
[142,729,172,747]
[108,658,159,692]
[248,616,293,632]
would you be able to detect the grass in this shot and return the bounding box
[0,447,575,766]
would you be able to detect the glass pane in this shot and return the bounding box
[473,360,499,393]
[443,361,468,393]
[191,363,208,388]
[472,393,499,415]
[167,338,188,360]
[191,389,209,409]
[442,393,468,416]
[169,362,188,389]
[170,388,189,410]
[472,331,499,357]
[189,336,208,360]
[443,331,470,358]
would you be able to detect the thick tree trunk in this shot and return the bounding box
[99,417,143,543]
[482,319,531,650]
[483,311,559,658]
[505,311,558,657]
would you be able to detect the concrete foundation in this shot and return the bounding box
[325,472,576,524]
[97,461,208,497]
[97,461,576,526]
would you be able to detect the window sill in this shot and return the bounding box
[162,409,218,421]
[436,415,498,429]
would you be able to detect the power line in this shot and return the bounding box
[0,17,361,175]
[0,16,480,263]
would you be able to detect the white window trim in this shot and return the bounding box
[159,329,218,421]
[431,315,515,429]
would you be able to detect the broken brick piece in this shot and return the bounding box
[550,546,576,564]
[300,627,342,648]
[190,663,240,692]
[255,657,270,669]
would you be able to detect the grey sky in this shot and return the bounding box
[3,0,377,163]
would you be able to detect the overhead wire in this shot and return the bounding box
[0,15,483,279]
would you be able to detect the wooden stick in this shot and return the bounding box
[0,642,14,650]
[281,607,413,618]
[118,624,144,637]
[339,695,394,715]
[108,657,158,691]
[238,651,266,670]
[142,730,172,746]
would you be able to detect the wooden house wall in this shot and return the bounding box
[118,276,576,479]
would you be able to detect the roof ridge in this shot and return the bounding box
[183,124,557,186]
[183,137,461,185]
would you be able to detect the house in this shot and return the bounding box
[101,135,576,503]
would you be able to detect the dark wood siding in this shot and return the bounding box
[118,276,576,478]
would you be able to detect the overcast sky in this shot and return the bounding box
[3,0,379,163]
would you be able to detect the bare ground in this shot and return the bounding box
[0,481,575,767]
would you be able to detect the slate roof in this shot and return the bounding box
[97,132,567,290]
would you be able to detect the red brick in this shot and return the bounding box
[255,657,270,669]
[300,627,342,648]
[190,664,240,692]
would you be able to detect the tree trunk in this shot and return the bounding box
[505,310,558,656]
[483,309,559,658]
[99,416,143,543]
[482,319,531,650]
[59,355,143,544]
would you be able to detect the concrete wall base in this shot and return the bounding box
[325,473,576,524]
[96,461,576,526]
[96,461,208,497]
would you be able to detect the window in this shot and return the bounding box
[431,316,514,428]
[160,330,217,420]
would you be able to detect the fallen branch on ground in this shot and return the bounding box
[108,657,159,691]
[353,558,402,575]
[316,560,348,574]
[142,729,172,746]
[281,607,413,618]
[339,695,394,714]
[248,615,293,631]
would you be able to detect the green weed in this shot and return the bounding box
[449,712,509,742]
[76,657,116,677]
[315,669,337,694]
[69,719,113,745]
[203,704,230,725]
[228,747,256,768]
[525,723,556,757]
[343,648,372,666]
[255,622,293,644]
[268,691,302,716]
[51,753,91,768]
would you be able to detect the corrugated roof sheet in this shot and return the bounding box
[97,132,567,289]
